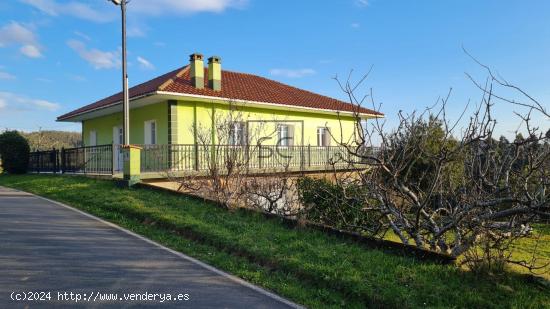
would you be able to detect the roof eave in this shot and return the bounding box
[57,91,383,122]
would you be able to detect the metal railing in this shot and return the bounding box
[28,144,113,175]
[137,144,377,173]
[29,144,379,176]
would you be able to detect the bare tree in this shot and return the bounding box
[321,57,550,273]
[162,101,278,209]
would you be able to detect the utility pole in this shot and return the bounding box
[111,0,130,145]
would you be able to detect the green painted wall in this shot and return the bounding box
[81,98,367,147]
[175,99,362,146]
[82,102,168,146]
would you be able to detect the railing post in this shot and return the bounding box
[259,145,263,169]
[120,145,141,187]
[194,143,199,171]
[61,147,65,173]
[300,145,304,171]
[51,148,56,174]
[308,144,311,167]
[111,143,115,175]
[245,143,250,172]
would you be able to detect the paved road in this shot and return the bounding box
[0,186,301,309]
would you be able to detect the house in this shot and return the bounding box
[57,53,382,172]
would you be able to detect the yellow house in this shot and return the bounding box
[57,53,382,172]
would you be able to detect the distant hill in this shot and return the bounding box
[21,131,82,151]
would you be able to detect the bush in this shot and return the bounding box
[0,131,30,174]
[297,177,380,233]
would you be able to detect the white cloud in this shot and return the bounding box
[67,40,121,69]
[130,0,248,16]
[21,0,244,19]
[137,56,155,70]
[20,0,114,23]
[0,92,60,111]
[355,0,369,7]
[68,74,86,82]
[36,77,52,82]
[0,22,43,58]
[20,44,42,58]
[127,26,147,38]
[73,31,91,41]
[269,68,316,78]
[351,22,360,28]
[0,71,16,80]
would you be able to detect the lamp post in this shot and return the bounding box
[110,0,129,145]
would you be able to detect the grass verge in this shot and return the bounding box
[0,174,548,309]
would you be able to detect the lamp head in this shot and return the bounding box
[110,0,122,5]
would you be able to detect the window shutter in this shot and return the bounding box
[89,131,97,146]
[324,127,331,146]
[288,125,295,146]
[144,121,151,144]
[151,121,156,145]
[239,122,246,145]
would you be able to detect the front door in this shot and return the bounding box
[113,126,123,172]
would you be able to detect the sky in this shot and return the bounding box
[0,0,548,138]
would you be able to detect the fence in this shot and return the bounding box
[29,144,379,175]
[28,145,113,174]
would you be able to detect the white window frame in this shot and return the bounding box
[229,122,245,146]
[360,119,368,140]
[113,126,123,144]
[89,130,97,146]
[144,120,157,145]
[277,124,293,147]
[317,127,330,147]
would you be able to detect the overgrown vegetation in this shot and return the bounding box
[0,174,548,309]
[297,177,379,233]
[0,131,30,174]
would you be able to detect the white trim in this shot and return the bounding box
[58,90,383,122]
[3,187,304,309]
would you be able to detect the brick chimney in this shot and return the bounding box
[189,53,204,89]
[208,56,222,91]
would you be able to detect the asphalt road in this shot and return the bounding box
[0,186,302,309]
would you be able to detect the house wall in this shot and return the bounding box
[175,99,360,146]
[82,102,168,146]
[81,99,363,147]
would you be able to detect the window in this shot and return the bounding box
[277,124,294,146]
[360,119,368,140]
[144,120,157,144]
[229,122,245,145]
[317,127,330,146]
[113,126,123,144]
[89,130,97,146]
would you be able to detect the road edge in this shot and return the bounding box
[0,186,305,309]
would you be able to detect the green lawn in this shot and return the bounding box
[0,174,548,309]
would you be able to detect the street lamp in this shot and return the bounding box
[110,0,130,145]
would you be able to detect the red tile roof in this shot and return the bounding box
[58,66,382,120]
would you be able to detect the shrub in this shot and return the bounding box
[0,131,30,174]
[297,177,380,233]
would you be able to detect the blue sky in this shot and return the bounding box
[0,0,548,137]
